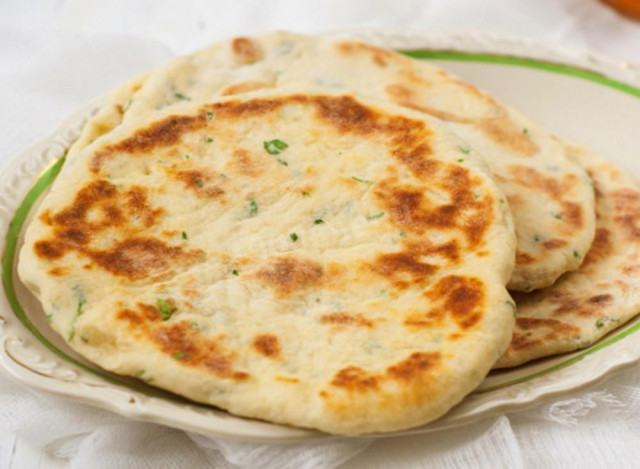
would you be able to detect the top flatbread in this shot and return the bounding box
[19,88,516,434]
[67,32,595,291]
[496,144,640,368]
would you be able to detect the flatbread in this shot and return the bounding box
[67,32,595,291]
[495,144,640,368]
[19,88,516,435]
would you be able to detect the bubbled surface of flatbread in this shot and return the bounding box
[70,32,595,291]
[19,89,516,435]
[495,144,640,368]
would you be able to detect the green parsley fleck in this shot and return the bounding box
[80,335,89,343]
[352,176,374,185]
[263,139,288,155]
[457,158,465,163]
[248,200,258,217]
[534,234,541,242]
[366,212,385,220]
[553,213,563,220]
[290,233,298,242]
[523,128,531,137]
[460,146,471,154]
[302,191,311,197]
[205,137,213,143]
[195,179,204,188]
[122,99,133,112]
[46,313,53,323]
[181,231,188,240]
[276,158,289,166]
[596,318,606,329]
[205,111,214,120]
[573,251,581,258]
[232,269,239,276]
[134,369,146,379]
[173,352,185,360]
[157,298,177,320]
[184,154,191,159]
[314,219,324,224]
[174,92,191,101]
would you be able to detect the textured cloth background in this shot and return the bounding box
[1,0,640,467]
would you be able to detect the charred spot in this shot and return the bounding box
[516,251,535,265]
[425,275,485,329]
[125,187,163,226]
[220,81,272,96]
[331,366,379,391]
[477,116,538,156]
[386,352,440,381]
[385,83,470,123]
[256,256,323,296]
[313,95,379,134]
[252,334,281,358]
[320,313,374,328]
[91,115,205,172]
[561,201,584,230]
[582,228,612,268]
[50,180,117,225]
[550,292,614,318]
[231,37,262,64]
[587,294,613,305]
[174,170,225,199]
[542,238,568,250]
[370,251,437,290]
[34,240,64,260]
[611,188,640,242]
[508,317,580,352]
[335,41,394,67]
[47,266,69,277]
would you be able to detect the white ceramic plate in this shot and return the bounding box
[1,32,640,443]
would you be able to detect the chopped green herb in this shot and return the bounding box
[534,234,541,242]
[173,352,185,360]
[195,179,204,188]
[190,322,203,330]
[46,313,53,323]
[205,111,214,120]
[457,158,465,163]
[263,139,288,155]
[523,128,531,137]
[290,233,298,242]
[248,200,258,217]
[184,154,191,159]
[366,212,385,220]
[352,176,374,185]
[181,231,188,240]
[232,269,239,276]
[553,213,563,220]
[122,99,133,112]
[302,191,311,197]
[314,219,324,224]
[573,251,581,258]
[460,146,471,154]
[174,92,191,101]
[80,335,89,343]
[596,318,606,329]
[157,298,177,320]
[276,158,289,166]
[134,369,146,379]
[205,137,214,143]
[68,325,76,341]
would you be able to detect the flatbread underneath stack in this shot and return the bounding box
[496,144,640,368]
[19,88,516,434]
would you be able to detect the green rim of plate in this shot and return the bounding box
[3,51,640,400]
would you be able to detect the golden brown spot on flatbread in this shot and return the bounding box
[335,41,394,67]
[542,238,568,250]
[425,275,485,329]
[387,352,440,381]
[256,256,323,296]
[252,334,281,358]
[33,180,202,281]
[582,228,612,268]
[320,313,373,328]
[385,83,471,123]
[331,366,379,392]
[275,376,299,383]
[173,169,225,199]
[370,251,438,290]
[515,251,535,265]
[91,115,206,171]
[220,81,272,96]
[47,266,69,276]
[231,37,262,64]
[508,317,580,352]
[611,188,640,242]
[550,292,614,318]
[227,149,266,177]
[374,170,494,248]
[477,116,538,156]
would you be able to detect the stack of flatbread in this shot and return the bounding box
[17,32,640,435]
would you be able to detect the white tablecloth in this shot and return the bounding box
[2,1,640,467]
